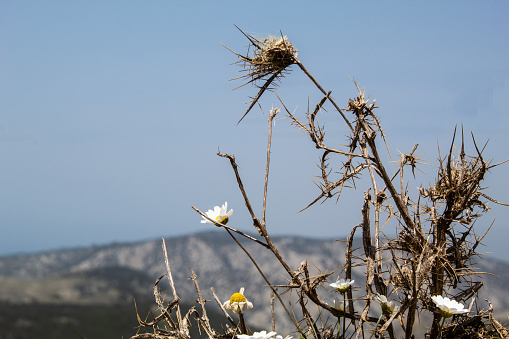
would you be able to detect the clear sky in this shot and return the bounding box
[1,1,508,259]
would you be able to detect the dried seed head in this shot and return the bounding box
[225,28,299,123]
[249,35,297,80]
[228,28,297,86]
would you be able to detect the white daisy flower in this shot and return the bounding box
[326,296,348,311]
[200,201,233,225]
[237,332,292,339]
[223,288,253,313]
[330,279,355,293]
[431,295,468,318]
[374,293,397,316]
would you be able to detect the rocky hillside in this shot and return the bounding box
[1,231,508,334]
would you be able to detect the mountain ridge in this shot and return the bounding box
[2,230,508,334]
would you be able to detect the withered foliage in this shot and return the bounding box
[130,29,508,339]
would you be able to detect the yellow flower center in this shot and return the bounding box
[381,303,393,316]
[337,285,350,293]
[230,292,246,303]
[216,216,229,225]
[440,310,454,319]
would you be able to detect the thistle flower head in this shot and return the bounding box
[224,27,298,123]
[232,28,297,86]
[249,35,297,79]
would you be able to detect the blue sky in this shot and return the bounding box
[1,1,508,259]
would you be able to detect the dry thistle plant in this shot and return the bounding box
[222,26,298,123]
[130,29,509,339]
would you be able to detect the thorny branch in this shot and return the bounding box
[132,28,508,339]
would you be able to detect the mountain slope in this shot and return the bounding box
[1,231,508,334]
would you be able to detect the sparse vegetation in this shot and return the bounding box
[0,301,226,339]
[0,302,146,339]
[131,28,509,339]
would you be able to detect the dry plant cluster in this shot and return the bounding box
[129,28,509,339]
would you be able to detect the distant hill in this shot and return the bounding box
[1,231,508,336]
